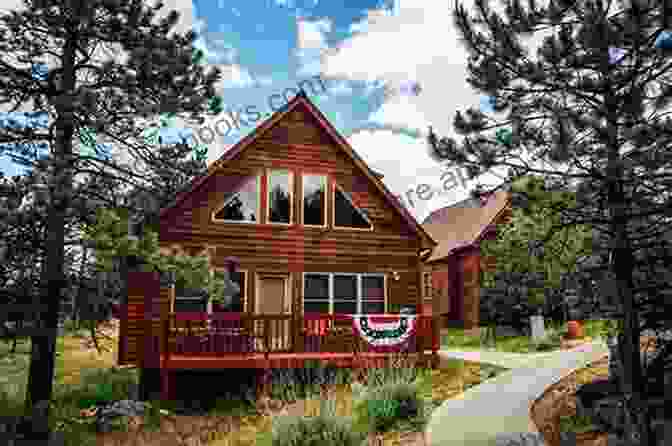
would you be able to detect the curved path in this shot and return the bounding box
[425,340,609,446]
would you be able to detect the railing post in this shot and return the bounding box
[163,315,170,368]
[264,318,270,359]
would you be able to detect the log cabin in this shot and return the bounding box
[420,191,512,332]
[118,91,440,399]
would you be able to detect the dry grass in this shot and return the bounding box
[530,335,659,446]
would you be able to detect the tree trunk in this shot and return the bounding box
[605,110,652,446]
[24,34,77,437]
[25,200,67,436]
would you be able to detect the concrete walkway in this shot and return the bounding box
[425,340,609,446]
[437,349,560,370]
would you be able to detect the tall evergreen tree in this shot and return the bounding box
[0,0,221,435]
[480,175,593,342]
[427,0,672,443]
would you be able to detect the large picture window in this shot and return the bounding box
[302,174,326,226]
[303,273,386,314]
[212,175,259,223]
[334,185,372,229]
[268,170,293,224]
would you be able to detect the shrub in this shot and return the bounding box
[530,326,564,351]
[271,413,366,446]
[354,381,424,433]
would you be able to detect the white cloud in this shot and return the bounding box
[347,128,493,222]
[329,80,353,96]
[297,18,332,50]
[314,0,558,212]
[295,18,333,76]
[368,96,428,135]
[254,75,274,87]
[217,64,256,89]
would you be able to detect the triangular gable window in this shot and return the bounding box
[212,175,259,223]
[334,185,372,229]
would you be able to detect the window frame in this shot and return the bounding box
[171,280,210,313]
[266,168,294,225]
[302,272,387,314]
[301,173,328,228]
[170,269,249,313]
[211,174,261,224]
[332,183,373,231]
[423,272,433,299]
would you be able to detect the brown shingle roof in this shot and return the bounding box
[422,191,510,263]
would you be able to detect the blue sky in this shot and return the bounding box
[0,0,547,222]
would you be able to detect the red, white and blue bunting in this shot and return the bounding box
[351,315,417,352]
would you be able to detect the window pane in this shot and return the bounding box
[304,274,329,299]
[174,299,208,312]
[269,170,292,224]
[304,301,330,313]
[212,271,245,312]
[303,175,325,226]
[334,301,357,314]
[214,176,258,222]
[362,300,385,314]
[334,187,371,228]
[334,275,356,300]
[362,276,384,299]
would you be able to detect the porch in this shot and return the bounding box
[138,312,439,370]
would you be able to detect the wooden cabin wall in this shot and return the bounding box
[460,251,481,329]
[158,106,426,317]
[118,271,166,366]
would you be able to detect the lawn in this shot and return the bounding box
[440,319,614,353]
[0,320,511,446]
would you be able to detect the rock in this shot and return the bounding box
[95,399,149,433]
[494,432,547,446]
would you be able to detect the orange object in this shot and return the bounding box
[566,320,584,339]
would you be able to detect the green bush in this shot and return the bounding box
[54,367,138,410]
[530,326,564,352]
[354,381,424,433]
[271,413,366,446]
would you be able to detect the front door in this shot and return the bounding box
[255,273,292,351]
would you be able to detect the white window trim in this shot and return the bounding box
[302,272,386,314]
[301,173,327,228]
[266,169,294,225]
[332,183,373,231]
[211,175,261,224]
[212,268,248,313]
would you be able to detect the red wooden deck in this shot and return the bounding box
[135,313,440,400]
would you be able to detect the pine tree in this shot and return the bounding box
[427,0,672,443]
[0,0,221,435]
[480,175,593,343]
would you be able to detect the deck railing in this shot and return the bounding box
[155,312,438,363]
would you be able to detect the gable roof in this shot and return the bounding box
[422,196,483,225]
[160,91,436,249]
[422,191,510,263]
